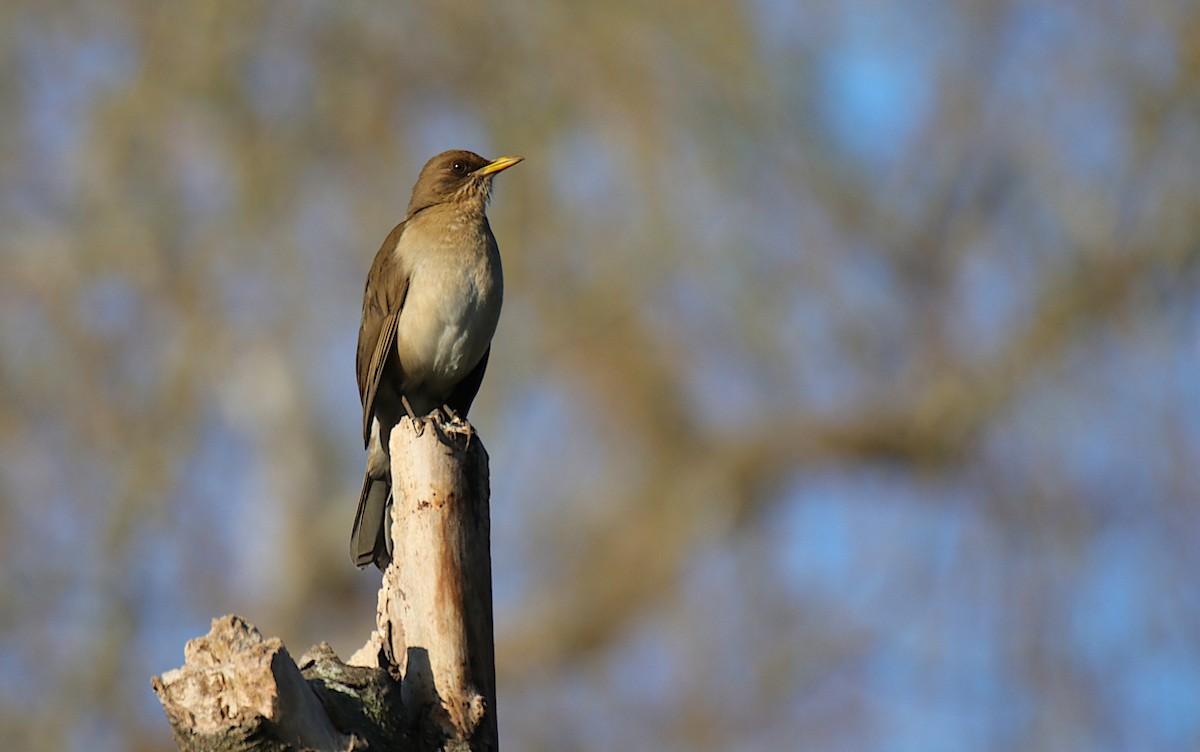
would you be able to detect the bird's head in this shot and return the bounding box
[406,150,523,216]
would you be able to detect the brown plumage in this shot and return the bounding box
[352,150,522,569]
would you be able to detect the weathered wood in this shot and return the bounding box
[152,615,353,752]
[153,413,498,752]
[352,415,497,752]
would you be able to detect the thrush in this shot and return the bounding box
[351,149,522,570]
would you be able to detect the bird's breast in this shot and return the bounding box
[393,216,503,397]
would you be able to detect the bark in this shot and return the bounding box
[152,414,495,752]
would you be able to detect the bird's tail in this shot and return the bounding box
[351,474,392,570]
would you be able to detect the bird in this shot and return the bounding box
[351,149,522,570]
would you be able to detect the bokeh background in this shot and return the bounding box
[2,1,1199,750]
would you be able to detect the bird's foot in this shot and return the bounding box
[401,396,425,437]
[439,406,473,448]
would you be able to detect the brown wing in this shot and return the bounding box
[356,221,410,447]
[446,346,490,417]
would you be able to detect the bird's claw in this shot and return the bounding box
[439,406,473,448]
[401,396,425,437]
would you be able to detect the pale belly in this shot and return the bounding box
[394,250,502,400]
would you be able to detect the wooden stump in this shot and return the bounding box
[352,416,497,752]
[151,615,392,751]
[153,414,498,752]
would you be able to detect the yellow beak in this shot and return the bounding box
[474,155,524,176]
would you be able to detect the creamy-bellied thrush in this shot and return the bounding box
[352,150,522,570]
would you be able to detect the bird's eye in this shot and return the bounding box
[451,161,467,175]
